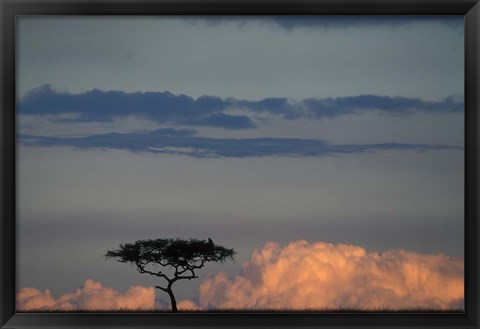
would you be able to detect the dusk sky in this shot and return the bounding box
[16,16,464,311]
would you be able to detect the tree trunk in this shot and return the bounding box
[167,286,178,312]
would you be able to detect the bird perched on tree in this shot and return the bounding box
[207,237,214,252]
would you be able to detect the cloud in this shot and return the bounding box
[17,279,156,311]
[18,85,254,129]
[177,299,202,311]
[17,242,464,312]
[18,86,463,129]
[238,94,463,119]
[17,288,57,311]
[195,241,464,310]
[17,130,460,158]
[268,16,463,29]
[190,16,463,30]
[17,279,201,312]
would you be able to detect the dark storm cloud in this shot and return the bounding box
[18,129,460,158]
[18,86,463,128]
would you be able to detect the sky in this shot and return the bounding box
[16,16,464,311]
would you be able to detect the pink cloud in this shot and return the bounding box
[16,287,57,311]
[177,299,202,311]
[17,279,156,311]
[196,241,464,310]
[17,241,464,312]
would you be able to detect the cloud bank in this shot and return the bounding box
[196,241,464,310]
[17,242,464,311]
[17,279,156,311]
[18,130,460,158]
[18,85,463,130]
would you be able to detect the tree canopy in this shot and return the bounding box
[105,238,235,312]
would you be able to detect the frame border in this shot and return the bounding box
[1,1,479,328]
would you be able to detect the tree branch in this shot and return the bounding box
[173,267,198,281]
[136,262,171,282]
[176,274,199,280]
[177,265,190,275]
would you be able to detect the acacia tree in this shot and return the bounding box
[105,238,235,312]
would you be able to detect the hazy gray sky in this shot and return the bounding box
[17,16,463,100]
[16,16,464,306]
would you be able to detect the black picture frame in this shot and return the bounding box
[1,1,479,328]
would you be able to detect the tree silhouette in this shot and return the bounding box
[105,238,235,312]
